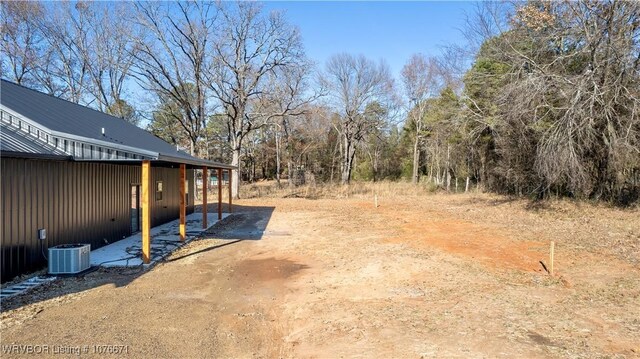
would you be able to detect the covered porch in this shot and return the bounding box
[139,159,235,264]
[90,211,232,267]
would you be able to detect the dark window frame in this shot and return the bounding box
[156,181,163,201]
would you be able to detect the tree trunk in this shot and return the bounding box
[372,150,379,182]
[231,147,241,199]
[465,176,470,192]
[251,159,256,183]
[330,136,340,184]
[287,161,294,188]
[275,130,281,186]
[446,144,451,192]
[190,137,197,156]
[341,146,356,185]
[341,136,354,185]
[412,136,420,184]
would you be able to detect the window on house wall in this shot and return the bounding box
[156,181,163,201]
[185,180,189,206]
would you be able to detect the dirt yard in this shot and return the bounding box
[1,191,639,358]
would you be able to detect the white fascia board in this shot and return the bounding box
[1,105,52,132]
[49,131,159,158]
[157,153,236,169]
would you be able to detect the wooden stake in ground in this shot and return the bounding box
[549,241,555,276]
[374,194,379,208]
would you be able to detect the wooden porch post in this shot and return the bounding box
[179,164,186,241]
[228,169,233,213]
[141,160,151,264]
[202,167,208,229]
[217,168,222,220]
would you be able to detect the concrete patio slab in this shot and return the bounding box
[90,212,231,267]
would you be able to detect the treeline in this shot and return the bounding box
[233,1,640,205]
[2,1,639,204]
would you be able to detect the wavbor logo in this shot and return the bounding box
[2,345,82,356]
[2,345,50,354]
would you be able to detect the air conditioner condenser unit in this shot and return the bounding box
[48,244,91,274]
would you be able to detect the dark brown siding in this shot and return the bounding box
[1,158,195,282]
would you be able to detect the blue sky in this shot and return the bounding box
[263,1,476,77]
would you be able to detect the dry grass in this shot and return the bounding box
[238,179,639,210]
[239,180,447,200]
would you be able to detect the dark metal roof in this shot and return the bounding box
[0,80,233,169]
[0,124,70,159]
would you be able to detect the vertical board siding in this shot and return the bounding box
[1,158,196,282]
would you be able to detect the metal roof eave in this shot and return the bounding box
[0,150,74,161]
[72,154,235,170]
[157,153,235,170]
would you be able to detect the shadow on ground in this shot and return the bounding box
[168,203,275,262]
[1,203,274,313]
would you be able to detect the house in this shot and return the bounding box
[0,80,233,282]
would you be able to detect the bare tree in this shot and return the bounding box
[130,1,215,155]
[34,1,95,104]
[83,3,138,121]
[207,2,308,198]
[0,1,45,86]
[258,61,322,187]
[323,53,396,185]
[401,54,440,184]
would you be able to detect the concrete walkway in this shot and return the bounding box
[90,212,231,267]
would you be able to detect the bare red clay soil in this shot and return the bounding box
[1,193,639,358]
